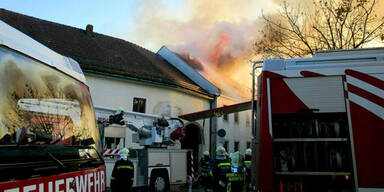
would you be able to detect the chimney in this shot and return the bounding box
[86,24,93,33]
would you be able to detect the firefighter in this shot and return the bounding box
[244,148,252,191]
[212,146,231,192]
[111,148,134,192]
[109,107,125,125]
[228,151,247,192]
[199,150,214,191]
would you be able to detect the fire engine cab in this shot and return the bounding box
[0,20,105,192]
[252,48,384,192]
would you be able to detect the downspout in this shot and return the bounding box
[210,90,220,159]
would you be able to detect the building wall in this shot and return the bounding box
[84,73,251,157]
[216,95,252,155]
[85,73,211,152]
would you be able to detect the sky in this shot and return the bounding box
[1,0,277,51]
[1,0,140,44]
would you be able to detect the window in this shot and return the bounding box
[234,141,240,152]
[224,140,229,152]
[133,97,146,113]
[0,46,98,147]
[246,115,250,127]
[105,137,124,149]
[247,141,251,149]
[223,113,228,121]
[234,112,239,123]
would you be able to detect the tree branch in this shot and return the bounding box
[313,25,332,49]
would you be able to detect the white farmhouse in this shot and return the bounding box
[0,9,252,159]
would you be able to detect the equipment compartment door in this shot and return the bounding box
[271,76,346,114]
[170,151,187,184]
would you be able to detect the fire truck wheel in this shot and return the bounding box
[149,170,169,192]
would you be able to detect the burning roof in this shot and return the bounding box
[165,46,251,101]
[176,52,204,71]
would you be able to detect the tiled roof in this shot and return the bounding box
[0,9,210,97]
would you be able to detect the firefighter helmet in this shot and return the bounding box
[216,146,226,156]
[245,148,252,156]
[203,150,210,156]
[115,107,124,114]
[120,148,129,155]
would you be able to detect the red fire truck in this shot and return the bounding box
[252,48,384,192]
[0,20,105,191]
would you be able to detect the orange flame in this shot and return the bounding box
[209,33,230,64]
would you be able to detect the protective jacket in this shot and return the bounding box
[200,156,214,174]
[199,156,214,191]
[244,156,252,192]
[111,158,134,192]
[212,157,232,192]
[213,157,249,192]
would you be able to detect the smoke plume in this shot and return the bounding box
[125,0,278,100]
[124,0,384,100]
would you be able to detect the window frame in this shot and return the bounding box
[104,137,125,149]
[132,97,147,113]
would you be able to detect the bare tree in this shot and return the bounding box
[254,0,384,58]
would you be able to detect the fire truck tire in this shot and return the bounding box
[149,170,169,192]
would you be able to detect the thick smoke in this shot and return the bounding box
[126,0,278,100]
[167,21,262,99]
[125,0,383,100]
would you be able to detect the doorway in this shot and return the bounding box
[181,123,201,176]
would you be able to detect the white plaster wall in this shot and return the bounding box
[85,73,251,157]
[85,74,211,151]
[86,74,209,115]
[216,95,252,155]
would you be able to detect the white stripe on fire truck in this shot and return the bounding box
[348,92,384,119]
[346,76,384,100]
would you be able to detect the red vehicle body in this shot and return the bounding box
[1,167,105,192]
[252,49,384,192]
[0,20,105,192]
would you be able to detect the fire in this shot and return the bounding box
[169,29,253,100]
[128,0,270,100]
[210,33,230,64]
